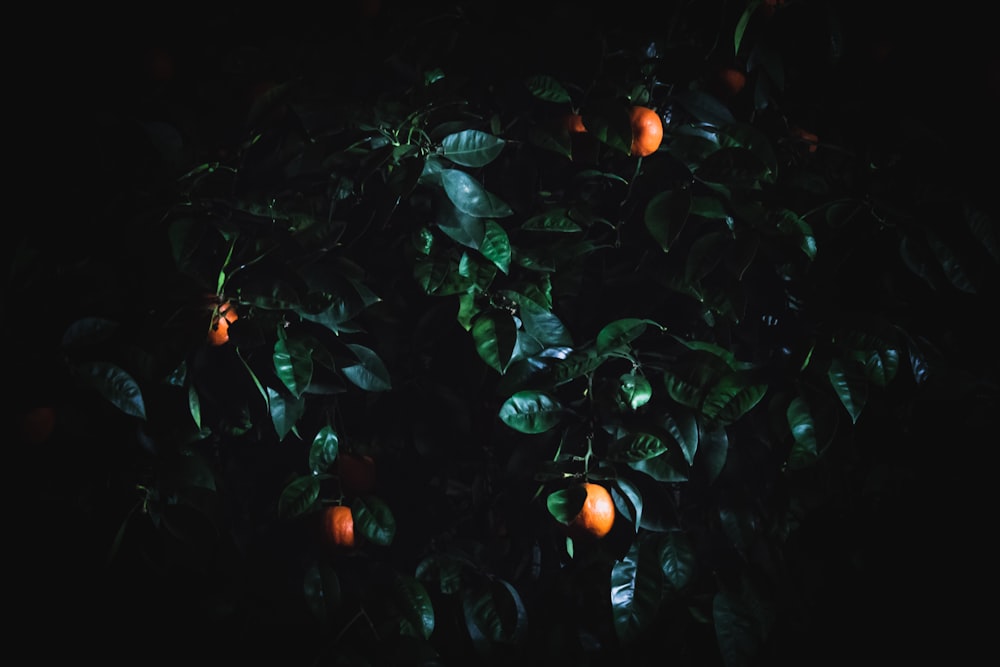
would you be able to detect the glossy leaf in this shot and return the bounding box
[498,391,563,433]
[75,361,147,420]
[609,432,670,462]
[352,495,396,546]
[698,422,729,483]
[308,425,340,475]
[828,357,867,424]
[441,168,513,218]
[440,129,506,168]
[268,386,306,441]
[277,474,320,519]
[628,449,689,482]
[462,579,528,651]
[665,409,699,466]
[524,73,571,103]
[611,540,664,644]
[506,291,572,348]
[471,309,518,373]
[612,477,643,531]
[342,344,392,392]
[521,211,582,233]
[274,333,313,398]
[702,374,768,425]
[392,574,436,639]
[596,318,658,354]
[480,220,511,274]
[657,531,696,592]
[645,189,692,253]
[618,373,653,410]
[786,396,818,469]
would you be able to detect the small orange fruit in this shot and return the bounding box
[207,300,238,346]
[566,482,616,540]
[338,453,377,496]
[21,406,56,444]
[716,66,747,98]
[563,112,587,133]
[628,106,663,157]
[789,126,819,153]
[323,505,357,549]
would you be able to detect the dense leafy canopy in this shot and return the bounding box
[8,0,997,664]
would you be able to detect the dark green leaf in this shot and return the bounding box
[611,540,664,644]
[596,318,659,354]
[828,357,867,423]
[608,432,670,463]
[268,386,306,441]
[645,189,692,253]
[498,391,563,433]
[657,531,696,591]
[786,396,818,469]
[471,309,518,373]
[308,425,340,475]
[277,474,320,519]
[75,361,146,420]
[392,574,436,639]
[440,129,506,168]
[521,211,582,233]
[352,495,396,546]
[441,168,513,218]
[480,220,512,274]
[524,73,571,103]
[342,344,392,392]
[274,333,313,398]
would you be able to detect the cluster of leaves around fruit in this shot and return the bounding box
[33,4,999,664]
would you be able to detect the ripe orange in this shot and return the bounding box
[566,482,616,540]
[716,66,747,98]
[338,453,377,496]
[628,106,663,157]
[789,126,819,153]
[323,505,357,549]
[20,406,56,444]
[563,112,587,133]
[207,300,238,346]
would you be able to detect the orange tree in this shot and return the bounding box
[9,1,997,664]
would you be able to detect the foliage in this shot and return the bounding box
[9,0,997,664]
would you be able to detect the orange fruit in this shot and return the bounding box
[323,505,357,549]
[20,406,56,444]
[338,453,377,496]
[716,66,747,98]
[628,106,663,157]
[566,482,616,540]
[207,300,238,346]
[563,112,587,133]
[789,126,819,153]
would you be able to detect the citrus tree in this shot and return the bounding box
[9,1,997,664]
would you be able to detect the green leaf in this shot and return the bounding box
[657,531,696,592]
[828,357,867,423]
[714,590,762,667]
[268,386,306,441]
[644,189,692,253]
[187,385,201,430]
[524,73,571,103]
[352,495,396,546]
[627,449,689,482]
[462,579,528,651]
[342,344,392,392]
[303,561,341,623]
[665,409,699,466]
[608,432,669,463]
[416,553,464,595]
[440,129,506,167]
[611,540,665,644]
[498,391,563,433]
[277,474,320,519]
[392,574,436,639]
[75,361,146,420]
[733,2,757,56]
[926,227,977,293]
[507,291,573,348]
[612,478,643,532]
[546,485,587,524]
[471,309,518,373]
[786,396,819,469]
[480,220,512,274]
[441,168,513,218]
[698,422,729,483]
[308,425,340,475]
[702,374,768,425]
[274,333,313,398]
[596,318,659,354]
[521,211,582,233]
[773,208,817,260]
[618,373,653,410]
